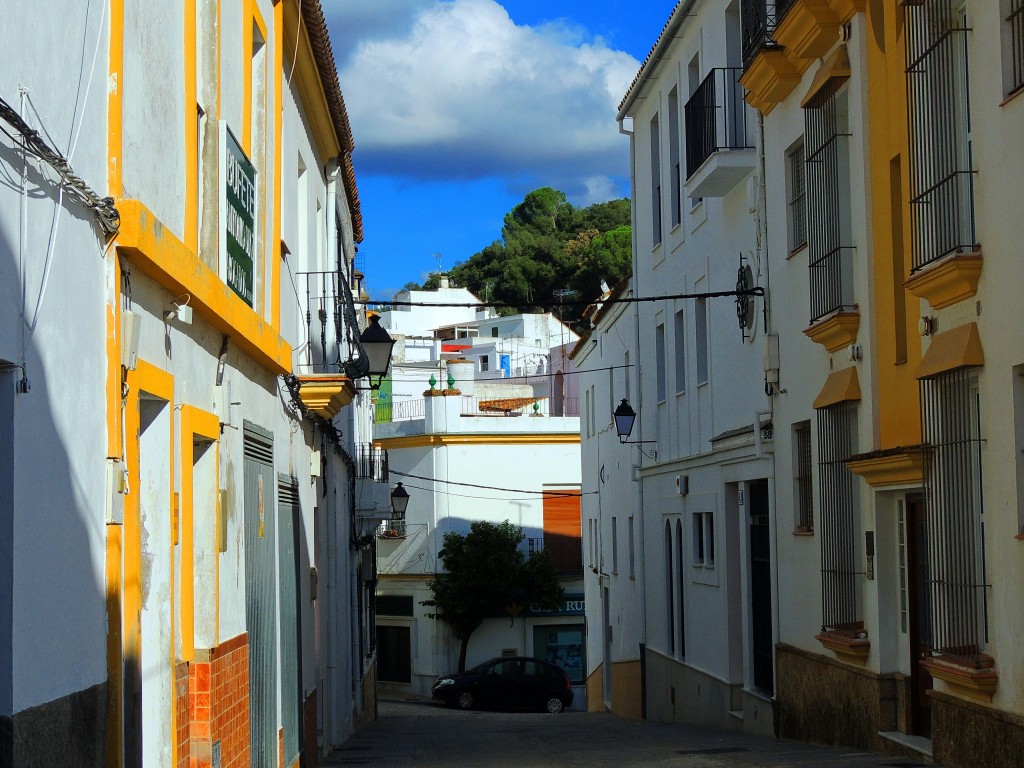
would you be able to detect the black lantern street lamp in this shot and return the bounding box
[613,398,657,459]
[359,314,396,390]
[613,399,637,443]
[390,482,410,520]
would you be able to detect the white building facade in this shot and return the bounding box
[1,2,382,765]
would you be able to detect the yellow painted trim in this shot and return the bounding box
[739,48,801,115]
[916,323,984,380]
[815,631,870,664]
[775,0,842,64]
[903,252,983,310]
[281,0,342,160]
[184,0,198,252]
[827,0,866,23]
[921,656,998,703]
[124,361,174,768]
[846,449,924,487]
[375,434,582,450]
[242,1,269,155]
[295,375,358,417]
[800,44,851,107]
[803,310,860,352]
[107,0,124,196]
[116,199,292,374]
[272,0,284,328]
[105,5,125,762]
[813,366,861,409]
[178,406,220,663]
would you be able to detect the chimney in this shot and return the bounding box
[438,274,450,289]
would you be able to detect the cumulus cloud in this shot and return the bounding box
[325,0,638,202]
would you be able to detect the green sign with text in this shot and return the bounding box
[222,125,255,306]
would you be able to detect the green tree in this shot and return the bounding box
[423,520,564,672]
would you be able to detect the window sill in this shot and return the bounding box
[1000,83,1024,108]
[787,242,808,260]
[921,653,998,703]
[792,527,814,536]
[815,629,870,665]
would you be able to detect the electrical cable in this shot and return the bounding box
[389,469,594,497]
[358,286,764,311]
[0,94,118,234]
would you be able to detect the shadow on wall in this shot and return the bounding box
[0,176,110,767]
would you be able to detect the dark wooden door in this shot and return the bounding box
[749,480,774,695]
[906,495,933,737]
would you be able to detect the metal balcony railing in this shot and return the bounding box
[377,520,408,538]
[373,396,580,423]
[684,68,753,179]
[296,270,345,374]
[355,443,388,482]
[741,0,779,69]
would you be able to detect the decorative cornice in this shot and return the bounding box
[921,654,998,703]
[827,0,867,24]
[295,375,356,418]
[739,49,801,115]
[904,251,983,309]
[775,0,842,62]
[846,448,925,487]
[804,310,860,352]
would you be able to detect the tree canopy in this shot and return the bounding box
[410,188,632,325]
[423,520,564,672]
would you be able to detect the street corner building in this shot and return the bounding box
[578,1,1024,767]
[1,2,389,766]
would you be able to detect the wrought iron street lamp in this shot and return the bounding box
[613,399,657,459]
[390,482,410,520]
[359,314,396,390]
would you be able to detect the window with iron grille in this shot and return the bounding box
[787,141,807,252]
[1007,0,1024,95]
[920,367,988,662]
[794,421,813,532]
[804,80,854,323]
[904,1,976,272]
[651,114,663,246]
[816,401,860,634]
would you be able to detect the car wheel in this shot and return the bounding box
[457,691,474,710]
[544,696,565,714]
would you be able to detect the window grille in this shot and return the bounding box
[355,443,388,482]
[787,142,807,252]
[816,402,859,633]
[1010,0,1024,94]
[904,0,976,271]
[683,68,752,178]
[919,367,988,662]
[794,422,813,531]
[804,80,854,323]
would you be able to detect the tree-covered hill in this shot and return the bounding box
[415,187,632,325]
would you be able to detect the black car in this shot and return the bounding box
[431,657,574,713]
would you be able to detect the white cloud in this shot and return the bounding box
[326,0,638,200]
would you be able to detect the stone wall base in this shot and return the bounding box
[0,682,107,768]
[932,690,1024,768]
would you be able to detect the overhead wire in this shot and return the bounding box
[389,470,595,498]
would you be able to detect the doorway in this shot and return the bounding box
[905,494,933,736]
[748,480,773,695]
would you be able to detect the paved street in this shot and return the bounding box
[323,699,940,768]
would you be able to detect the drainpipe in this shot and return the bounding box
[619,114,650,715]
[756,110,782,720]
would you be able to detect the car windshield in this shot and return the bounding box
[464,660,494,675]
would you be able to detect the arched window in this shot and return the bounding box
[665,521,674,655]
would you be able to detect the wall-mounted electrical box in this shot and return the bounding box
[121,310,141,371]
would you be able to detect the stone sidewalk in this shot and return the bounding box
[321,698,940,768]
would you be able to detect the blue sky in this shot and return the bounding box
[324,0,678,300]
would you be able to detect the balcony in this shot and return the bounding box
[294,270,358,418]
[527,535,583,575]
[683,68,756,198]
[355,443,389,482]
[374,395,580,423]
